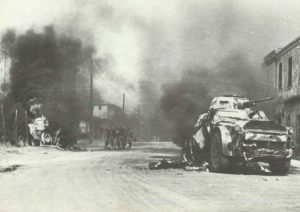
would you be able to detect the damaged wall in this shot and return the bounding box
[264,36,300,152]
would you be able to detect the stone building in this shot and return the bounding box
[264,36,300,150]
[79,103,123,140]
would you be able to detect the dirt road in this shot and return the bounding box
[1,142,300,212]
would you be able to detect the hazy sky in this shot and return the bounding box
[1,0,300,111]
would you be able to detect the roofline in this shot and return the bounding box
[264,35,300,65]
[276,35,300,57]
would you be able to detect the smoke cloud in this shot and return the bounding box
[1,26,93,143]
[1,0,300,140]
[160,51,269,146]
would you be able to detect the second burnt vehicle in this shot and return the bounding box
[183,95,294,175]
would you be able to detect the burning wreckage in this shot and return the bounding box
[182,95,294,175]
[27,99,69,149]
[28,115,67,149]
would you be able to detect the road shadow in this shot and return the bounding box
[215,162,300,176]
[149,155,180,160]
[145,157,293,176]
[223,163,273,176]
[288,165,300,175]
[0,165,22,173]
[138,147,181,155]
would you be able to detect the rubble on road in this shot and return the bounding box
[148,158,209,171]
[184,161,209,171]
[148,158,273,175]
[0,165,22,173]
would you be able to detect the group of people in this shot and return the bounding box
[105,127,135,150]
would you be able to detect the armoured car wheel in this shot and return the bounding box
[269,159,291,175]
[210,132,229,172]
[41,132,52,145]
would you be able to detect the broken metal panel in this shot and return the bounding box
[192,127,205,149]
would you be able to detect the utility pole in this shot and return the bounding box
[15,109,18,145]
[89,59,94,144]
[137,105,140,141]
[25,110,29,145]
[122,93,125,124]
[1,104,6,144]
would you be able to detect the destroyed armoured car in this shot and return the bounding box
[184,95,294,175]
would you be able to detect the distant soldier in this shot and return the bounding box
[119,126,127,149]
[105,127,111,150]
[127,129,135,148]
[112,128,120,149]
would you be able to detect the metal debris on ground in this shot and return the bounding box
[184,161,209,171]
[148,158,209,171]
[148,158,274,174]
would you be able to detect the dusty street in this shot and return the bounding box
[1,141,300,212]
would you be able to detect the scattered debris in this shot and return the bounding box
[0,165,22,173]
[263,177,284,182]
[149,158,209,171]
[149,158,275,175]
[5,150,20,154]
[184,161,209,171]
[149,158,184,170]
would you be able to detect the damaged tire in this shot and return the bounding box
[210,132,229,172]
[269,159,291,175]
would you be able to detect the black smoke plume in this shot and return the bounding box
[1,26,94,144]
[160,51,269,147]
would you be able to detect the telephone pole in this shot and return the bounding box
[1,104,6,143]
[137,105,140,141]
[89,59,94,143]
[122,93,125,124]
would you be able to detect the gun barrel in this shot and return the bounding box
[253,97,273,103]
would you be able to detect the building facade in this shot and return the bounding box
[264,36,300,151]
[79,103,123,140]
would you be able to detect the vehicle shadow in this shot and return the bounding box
[222,162,300,176]
[288,165,300,175]
[223,163,273,176]
[146,157,299,176]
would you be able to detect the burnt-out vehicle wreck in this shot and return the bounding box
[183,95,294,175]
[27,98,75,149]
